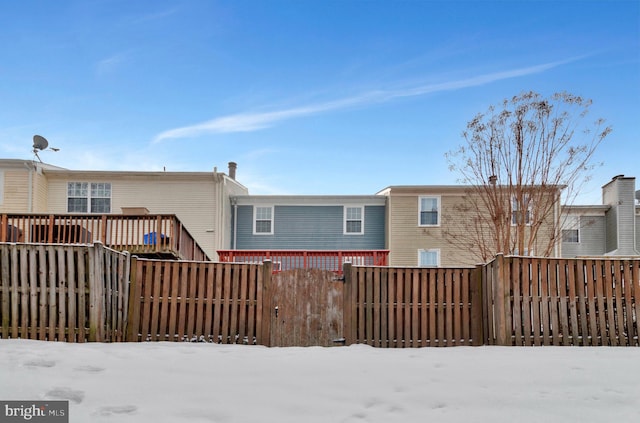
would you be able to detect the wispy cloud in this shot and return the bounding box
[153,58,579,143]
[129,8,179,24]
[96,53,127,76]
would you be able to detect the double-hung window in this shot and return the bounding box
[419,196,440,226]
[254,206,273,234]
[344,206,364,234]
[67,182,111,213]
[562,216,580,243]
[511,195,532,226]
[418,249,440,267]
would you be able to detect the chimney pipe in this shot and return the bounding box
[228,162,237,180]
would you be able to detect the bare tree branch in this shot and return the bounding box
[445,91,611,262]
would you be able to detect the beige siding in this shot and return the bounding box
[384,187,560,267]
[32,171,49,212]
[219,177,249,251]
[45,174,223,259]
[0,169,31,213]
[387,192,482,267]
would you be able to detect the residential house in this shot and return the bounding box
[219,195,388,271]
[0,159,247,260]
[562,175,640,257]
[377,184,562,267]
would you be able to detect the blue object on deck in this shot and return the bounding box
[143,232,166,245]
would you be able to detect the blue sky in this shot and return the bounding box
[1,0,638,203]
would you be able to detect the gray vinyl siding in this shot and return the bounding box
[605,207,617,253]
[234,205,385,250]
[562,216,606,257]
[636,213,640,252]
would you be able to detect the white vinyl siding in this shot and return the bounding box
[344,206,364,234]
[419,196,440,226]
[254,206,273,234]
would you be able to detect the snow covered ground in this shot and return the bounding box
[1,340,639,422]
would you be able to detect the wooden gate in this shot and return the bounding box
[269,268,344,347]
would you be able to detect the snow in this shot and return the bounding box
[1,340,639,422]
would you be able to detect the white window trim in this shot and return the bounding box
[253,205,274,235]
[343,205,365,235]
[67,182,112,214]
[418,195,441,227]
[418,248,440,267]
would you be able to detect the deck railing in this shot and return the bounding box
[0,214,208,261]
[217,249,389,273]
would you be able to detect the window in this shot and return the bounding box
[562,216,580,243]
[418,249,440,267]
[419,196,440,226]
[254,206,273,234]
[344,206,364,234]
[511,196,532,226]
[67,182,111,213]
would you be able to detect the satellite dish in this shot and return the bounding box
[31,134,58,162]
[33,135,49,151]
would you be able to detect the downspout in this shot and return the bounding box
[233,197,238,250]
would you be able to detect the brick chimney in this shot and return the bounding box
[228,162,237,180]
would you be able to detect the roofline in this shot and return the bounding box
[376,184,565,195]
[232,194,386,206]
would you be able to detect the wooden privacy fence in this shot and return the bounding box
[126,258,265,344]
[344,264,482,347]
[483,254,640,346]
[0,242,130,342]
[2,245,640,348]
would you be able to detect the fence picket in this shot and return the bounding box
[420,269,428,347]
[613,261,626,346]
[521,259,532,346]
[512,258,522,346]
[594,261,607,345]
[558,260,570,346]
[622,261,636,344]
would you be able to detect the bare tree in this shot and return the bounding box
[445,91,611,262]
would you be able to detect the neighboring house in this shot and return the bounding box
[562,175,640,257]
[219,195,388,270]
[0,159,247,260]
[377,185,562,267]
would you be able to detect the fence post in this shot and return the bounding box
[342,261,353,345]
[493,253,511,346]
[260,260,273,347]
[125,255,140,342]
[88,243,105,342]
[470,264,484,346]
[1,244,10,338]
